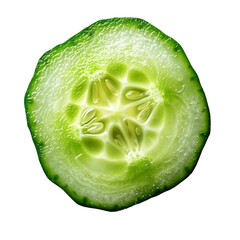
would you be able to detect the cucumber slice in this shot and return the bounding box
[25,18,210,211]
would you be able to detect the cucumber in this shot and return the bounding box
[25,18,210,211]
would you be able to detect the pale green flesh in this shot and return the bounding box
[25,18,210,210]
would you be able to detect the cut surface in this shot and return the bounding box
[25,18,210,211]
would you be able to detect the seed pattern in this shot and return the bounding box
[81,108,96,125]
[105,79,119,96]
[125,90,147,100]
[137,101,151,111]
[137,103,154,122]
[123,118,142,151]
[69,68,159,155]
[112,127,129,152]
[87,122,104,134]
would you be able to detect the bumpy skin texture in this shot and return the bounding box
[25,18,210,211]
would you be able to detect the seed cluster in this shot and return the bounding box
[67,65,161,157]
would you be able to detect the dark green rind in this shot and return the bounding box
[24,17,210,211]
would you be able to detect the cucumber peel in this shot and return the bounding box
[25,18,210,211]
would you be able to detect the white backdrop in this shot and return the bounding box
[1,0,239,239]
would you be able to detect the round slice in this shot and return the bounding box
[24,18,210,211]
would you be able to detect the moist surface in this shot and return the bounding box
[25,18,210,211]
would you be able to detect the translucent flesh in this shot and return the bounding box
[25,18,210,210]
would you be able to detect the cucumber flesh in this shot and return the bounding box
[25,18,210,211]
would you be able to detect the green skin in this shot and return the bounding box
[25,18,210,211]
